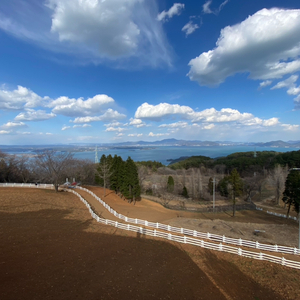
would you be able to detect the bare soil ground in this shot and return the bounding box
[88,187,299,248]
[0,187,300,300]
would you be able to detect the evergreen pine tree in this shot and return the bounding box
[167,175,175,192]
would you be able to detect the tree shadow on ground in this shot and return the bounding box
[0,209,225,300]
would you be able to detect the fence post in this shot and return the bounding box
[184,236,186,244]
[239,238,242,246]
[256,241,259,249]
[219,243,223,251]
[222,235,226,243]
[238,248,242,256]
[154,229,156,237]
[281,257,286,266]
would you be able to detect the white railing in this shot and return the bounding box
[256,206,298,221]
[67,189,300,270]
[76,186,300,256]
[1,183,300,259]
[0,183,54,189]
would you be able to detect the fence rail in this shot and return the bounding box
[76,186,300,256]
[1,183,300,265]
[65,188,300,270]
[256,206,298,221]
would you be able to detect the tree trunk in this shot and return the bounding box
[286,202,291,218]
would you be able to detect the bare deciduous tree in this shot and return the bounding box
[268,164,289,205]
[34,150,74,192]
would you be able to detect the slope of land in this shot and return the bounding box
[0,187,299,299]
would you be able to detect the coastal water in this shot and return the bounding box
[74,146,299,165]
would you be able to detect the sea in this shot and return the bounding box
[74,146,299,165]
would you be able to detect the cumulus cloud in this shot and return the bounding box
[14,109,56,121]
[49,94,115,117]
[62,125,71,131]
[188,8,300,86]
[135,102,282,130]
[157,3,185,22]
[1,121,26,129]
[0,85,49,110]
[129,118,146,128]
[182,21,199,36]
[0,0,172,67]
[105,127,126,132]
[72,109,126,123]
[135,102,193,121]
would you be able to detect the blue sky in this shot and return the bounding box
[0,0,300,145]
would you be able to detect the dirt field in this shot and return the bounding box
[0,187,300,300]
[87,187,299,248]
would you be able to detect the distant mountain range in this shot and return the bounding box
[1,139,300,153]
[96,139,300,148]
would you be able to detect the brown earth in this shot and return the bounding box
[0,187,299,300]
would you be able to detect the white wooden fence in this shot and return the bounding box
[1,183,300,269]
[76,186,300,256]
[256,206,298,221]
[66,189,300,270]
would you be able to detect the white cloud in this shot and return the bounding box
[262,118,279,127]
[0,130,10,134]
[182,21,199,36]
[203,0,228,15]
[46,133,53,135]
[259,80,272,89]
[202,1,213,14]
[135,102,193,121]
[73,124,91,128]
[136,102,282,129]
[188,8,300,86]
[159,121,188,128]
[148,132,169,137]
[1,121,26,129]
[105,127,126,132]
[129,118,146,128]
[204,124,215,130]
[62,125,71,131]
[282,124,299,131]
[14,109,56,121]
[157,3,185,22]
[72,109,126,123]
[104,122,123,127]
[294,94,300,110]
[49,94,115,117]
[128,133,143,137]
[0,0,172,67]
[0,85,49,110]
[271,75,300,96]
[116,133,124,137]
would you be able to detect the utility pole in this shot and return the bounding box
[213,177,216,213]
